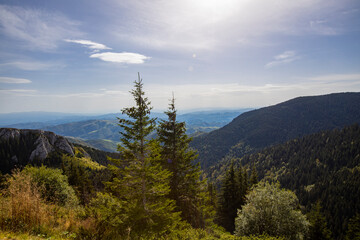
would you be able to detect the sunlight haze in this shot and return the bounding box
[0,0,359,113]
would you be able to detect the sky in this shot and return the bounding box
[0,0,360,114]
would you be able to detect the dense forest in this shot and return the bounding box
[208,124,360,239]
[0,82,359,239]
[191,92,360,169]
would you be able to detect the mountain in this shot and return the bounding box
[0,128,74,173]
[0,128,121,174]
[211,124,360,239]
[66,136,119,153]
[44,119,120,142]
[1,110,250,152]
[191,92,360,169]
[0,112,100,126]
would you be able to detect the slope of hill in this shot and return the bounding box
[44,119,120,141]
[210,124,360,239]
[191,92,360,169]
[66,136,119,153]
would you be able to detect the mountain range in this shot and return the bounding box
[191,92,360,169]
[1,109,250,152]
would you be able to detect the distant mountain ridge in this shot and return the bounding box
[1,110,250,152]
[191,92,360,169]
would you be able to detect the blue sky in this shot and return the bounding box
[0,0,359,113]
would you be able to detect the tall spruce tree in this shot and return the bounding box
[236,166,247,209]
[157,95,206,228]
[217,162,238,233]
[217,163,249,233]
[103,74,180,238]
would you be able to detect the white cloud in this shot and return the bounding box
[0,5,82,51]
[265,50,300,68]
[64,39,111,50]
[0,77,31,84]
[0,61,63,71]
[90,52,150,64]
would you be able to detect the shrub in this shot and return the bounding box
[23,165,79,207]
[235,182,309,240]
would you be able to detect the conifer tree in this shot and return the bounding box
[308,201,332,240]
[217,162,238,233]
[103,73,180,238]
[249,165,258,187]
[157,95,206,228]
[236,165,247,209]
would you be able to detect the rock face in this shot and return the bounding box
[0,128,74,163]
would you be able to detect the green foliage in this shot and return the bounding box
[346,213,360,240]
[210,124,360,239]
[61,154,106,205]
[307,201,332,240]
[235,182,309,240]
[217,163,249,233]
[23,166,78,207]
[157,96,211,228]
[100,74,180,238]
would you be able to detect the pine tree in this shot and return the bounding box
[157,95,207,228]
[308,201,332,240]
[236,165,247,209]
[217,162,238,233]
[104,73,180,238]
[249,165,258,187]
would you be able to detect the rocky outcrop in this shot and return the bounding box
[0,128,74,163]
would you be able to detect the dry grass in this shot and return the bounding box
[0,170,80,237]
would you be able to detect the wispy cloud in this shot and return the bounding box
[90,52,150,64]
[110,0,352,51]
[265,51,300,69]
[0,5,82,51]
[306,73,360,82]
[309,20,337,36]
[64,39,111,50]
[0,61,63,71]
[0,77,31,84]
[0,88,37,97]
[65,38,150,64]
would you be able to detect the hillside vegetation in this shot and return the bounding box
[210,124,360,239]
[191,92,360,169]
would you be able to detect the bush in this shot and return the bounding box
[235,182,309,239]
[23,165,79,207]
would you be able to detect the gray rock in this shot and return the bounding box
[0,128,75,162]
[29,133,54,161]
[0,128,20,141]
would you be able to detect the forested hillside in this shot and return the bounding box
[210,124,360,239]
[191,92,360,169]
